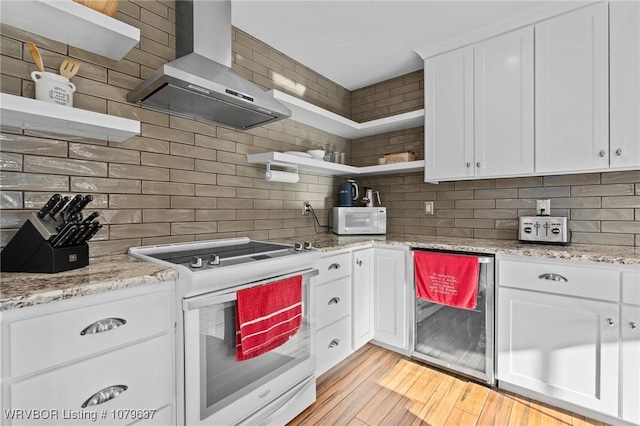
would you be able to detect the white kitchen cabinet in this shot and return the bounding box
[0,283,176,426]
[498,287,619,417]
[424,45,474,181]
[535,3,609,173]
[474,27,534,177]
[372,248,407,351]
[352,248,374,350]
[621,305,640,424]
[610,1,640,170]
[315,251,353,376]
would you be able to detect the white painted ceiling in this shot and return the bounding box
[231,1,556,90]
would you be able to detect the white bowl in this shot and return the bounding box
[307,149,325,160]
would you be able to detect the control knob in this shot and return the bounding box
[524,227,532,234]
[294,242,303,252]
[552,228,561,235]
[190,256,203,268]
[208,254,220,266]
[303,242,313,250]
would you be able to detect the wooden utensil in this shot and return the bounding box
[26,42,44,72]
[60,58,81,79]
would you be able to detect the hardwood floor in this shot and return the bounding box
[289,344,608,426]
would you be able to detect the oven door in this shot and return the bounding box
[182,269,317,425]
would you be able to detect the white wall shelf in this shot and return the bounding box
[0,93,140,142]
[270,90,424,139]
[0,0,140,61]
[246,152,425,177]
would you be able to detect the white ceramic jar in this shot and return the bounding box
[31,71,76,107]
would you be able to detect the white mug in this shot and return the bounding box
[31,71,76,107]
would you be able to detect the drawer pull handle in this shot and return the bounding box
[80,318,127,335]
[630,322,637,329]
[607,318,615,327]
[328,339,340,349]
[538,273,568,282]
[328,263,341,270]
[328,297,341,305]
[81,385,128,408]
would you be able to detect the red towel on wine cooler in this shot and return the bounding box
[414,251,480,310]
[235,275,302,361]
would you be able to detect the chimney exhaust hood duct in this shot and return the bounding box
[126,0,291,130]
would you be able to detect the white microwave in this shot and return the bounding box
[333,207,386,235]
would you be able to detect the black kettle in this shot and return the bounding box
[339,180,359,206]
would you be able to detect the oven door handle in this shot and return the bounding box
[183,268,318,310]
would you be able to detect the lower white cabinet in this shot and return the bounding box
[0,283,175,426]
[352,248,374,350]
[316,316,352,376]
[497,287,619,416]
[621,304,640,424]
[372,248,408,351]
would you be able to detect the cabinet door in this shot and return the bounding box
[474,27,534,177]
[372,248,407,350]
[610,1,640,169]
[424,45,474,181]
[497,288,619,416]
[535,3,609,173]
[621,305,640,424]
[352,249,373,350]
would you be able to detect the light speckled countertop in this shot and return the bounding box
[0,255,178,311]
[2,234,638,311]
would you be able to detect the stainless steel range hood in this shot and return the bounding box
[127,0,290,130]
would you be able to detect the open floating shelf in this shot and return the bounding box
[247,152,425,177]
[0,0,140,61]
[270,90,424,139]
[0,93,140,142]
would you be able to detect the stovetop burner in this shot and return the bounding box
[146,241,292,264]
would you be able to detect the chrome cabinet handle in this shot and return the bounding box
[328,297,340,305]
[328,263,341,270]
[80,318,127,335]
[607,318,615,327]
[538,273,568,282]
[476,161,481,168]
[466,162,471,168]
[599,150,606,157]
[615,148,622,156]
[630,322,637,329]
[356,259,363,266]
[81,385,128,408]
[328,339,340,349]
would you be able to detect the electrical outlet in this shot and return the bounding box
[302,201,310,216]
[424,201,434,215]
[536,199,551,216]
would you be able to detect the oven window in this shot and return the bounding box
[197,284,311,419]
[345,213,372,228]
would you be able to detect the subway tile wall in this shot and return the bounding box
[0,0,351,256]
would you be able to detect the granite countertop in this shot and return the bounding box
[0,255,178,312]
[276,234,640,265]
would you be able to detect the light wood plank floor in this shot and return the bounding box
[289,344,608,426]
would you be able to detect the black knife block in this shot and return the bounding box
[1,219,89,273]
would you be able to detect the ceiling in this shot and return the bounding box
[231,1,558,90]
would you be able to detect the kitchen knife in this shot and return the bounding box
[68,224,87,246]
[55,211,83,232]
[82,222,103,243]
[52,224,79,248]
[49,196,70,220]
[70,194,93,216]
[37,194,61,219]
[60,194,83,220]
[49,222,76,246]
[75,221,98,244]
[82,212,100,223]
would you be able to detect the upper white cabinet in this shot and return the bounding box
[372,248,408,351]
[474,27,534,177]
[424,46,474,181]
[610,1,640,170]
[535,3,609,173]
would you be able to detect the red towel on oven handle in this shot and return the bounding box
[414,251,480,310]
[236,275,302,362]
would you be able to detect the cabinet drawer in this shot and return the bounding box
[316,276,351,330]
[318,252,351,284]
[498,259,619,302]
[316,316,352,376]
[622,271,640,306]
[10,334,173,426]
[10,290,172,377]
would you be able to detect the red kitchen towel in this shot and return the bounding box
[414,251,480,310]
[236,275,302,361]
